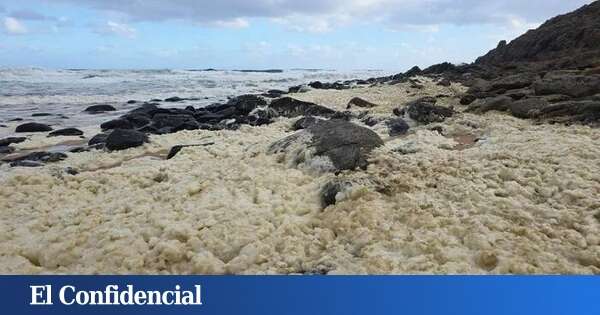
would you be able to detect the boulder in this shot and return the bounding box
[508,98,549,118]
[386,118,410,136]
[0,137,26,146]
[121,114,151,128]
[346,97,377,109]
[105,129,148,151]
[406,99,454,124]
[15,122,53,133]
[269,119,384,172]
[269,97,336,118]
[164,96,185,102]
[84,104,116,113]
[226,94,267,115]
[129,103,159,116]
[533,72,600,98]
[48,128,84,137]
[101,118,134,130]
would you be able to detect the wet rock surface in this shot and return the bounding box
[48,128,84,137]
[84,104,116,113]
[269,119,384,172]
[15,123,53,133]
[105,129,149,151]
[270,97,337,118]
[406,98,454,124]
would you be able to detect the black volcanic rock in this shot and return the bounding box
[270,97,336,118]
[152,113,197,129]
[85,104,116,113]
[269,119,384,171]
[121,114,151,128]
[49,128,84,137]
[101,119,134,130]
[129,103,159,116]
[164,96,185,102]
[508,98,550,119]
[105,129,148,151]
[533,71,600,98]
[386,118,410,136]
[15,122,53,133]
[406,98,454,124]
[226,94,268,115]
[0,137,26,146]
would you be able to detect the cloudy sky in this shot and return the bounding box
[0,0,593,70]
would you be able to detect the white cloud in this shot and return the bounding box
[95,21,137,38]
[52,0,593,32]
[3,17,28,35]
[212,18,249,29]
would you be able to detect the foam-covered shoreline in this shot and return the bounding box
[1,78,599,274]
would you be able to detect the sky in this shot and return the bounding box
[0,0,594,70]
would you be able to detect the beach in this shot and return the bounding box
[2,77,599,274]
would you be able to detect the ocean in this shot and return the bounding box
[0,68,390,130]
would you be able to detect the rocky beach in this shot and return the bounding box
[1,2,600,274]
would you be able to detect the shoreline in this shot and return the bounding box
[1,76,599,274]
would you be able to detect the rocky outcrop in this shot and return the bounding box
[104,129,149,151]
[442,2,600,125]
[533,72,600,98]
[476,1,600,69]
[269,119,383,172]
